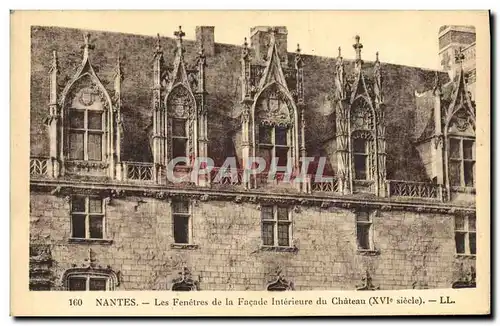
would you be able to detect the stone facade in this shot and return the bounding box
[29,25,477,291]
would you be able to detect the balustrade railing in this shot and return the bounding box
[387,180,443,200]
[210,167,244,185]
[123,162,154,181]
[310,177,339,193]
[30,157,49,177]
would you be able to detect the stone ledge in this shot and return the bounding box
[259,245,298,253]
[170,243,199,250]
[357,249,381,256]
[455,254,476,260]
[68,238,113,245]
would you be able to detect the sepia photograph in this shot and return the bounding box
[11,10,490,316]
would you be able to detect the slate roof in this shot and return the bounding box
[30,26,451,182]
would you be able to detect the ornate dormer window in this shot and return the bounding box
[68,86,105,161]
[51,33,122,179]
[256,86,293,170]
[239,27,304,190]
[444,49,476,193]
[152,27,207,184]
[334,36,385,196]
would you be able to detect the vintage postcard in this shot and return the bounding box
[10,10,490,316]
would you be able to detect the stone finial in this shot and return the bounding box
[155,33,162,54]
[353,35,363,63]
[81,32,95,60]
[375,51,379,63]
[338,46,342,59]
[296,43,301,54]
[174,26,185,54]
[455,47,465,66]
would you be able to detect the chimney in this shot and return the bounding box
[196,26,215,56]
[250,26,288,65]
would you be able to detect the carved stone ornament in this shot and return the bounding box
[171,267,199,291]
[452,264,476,289]
[266,267,294,291]
[356,270,380,291]
[257,86,292,127]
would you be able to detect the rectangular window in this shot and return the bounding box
[261,205,292,247]
[356,210,373,250]
[68,109,104,161]
[172,200,191,244]
[68,275,108,291]
[449,137,475,187]
[258,125,290,172]
[455,215,476,255]
[353,138,368,180]
[71,196,105,240]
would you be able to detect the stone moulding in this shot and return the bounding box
[29,178,475,215]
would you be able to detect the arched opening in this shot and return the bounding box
[254,84,294,174]
[63,75,110,163]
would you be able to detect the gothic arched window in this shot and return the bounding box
[350,99,375,181]
[166,86,194,166]
[255,86,293,171]
[65,80,108,162]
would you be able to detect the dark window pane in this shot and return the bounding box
[173,201,189,214]
[275,127,288,145]
[89,278,107,291]
[464,161,474,187]
[172,119,186,137]
[356,211,370,222]
[257,147,272,171]
[275,147,289,167]
[88,112,103,130]
[261,206,273,220]
[173,215,189,244]
[262,222,274,246]
[469,233,476,255]
[353,138,367,153]
[277,206,289,220]
[449,161,461,186]
[172,284,193,291]
[72,196,86,212]
[68,277,87,291]
[455,232,466,254]
[259,125,272,144]
[69,132,84,160]
[354,154,367,180]
[463,140,474,159]
[89,215,103,239]
[172,139,187,162]
[277,223,289,246]
[69,110,85,129]
[468,216,476,231]
[89,198,102,213]
[88,133,102,161]
[357,224,370,250]
[455,215,465,230]
[449,138,461,159]
[72,214,86,238]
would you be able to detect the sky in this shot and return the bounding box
[27,11,483,70]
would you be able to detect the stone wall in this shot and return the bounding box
[29,192,475,291]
